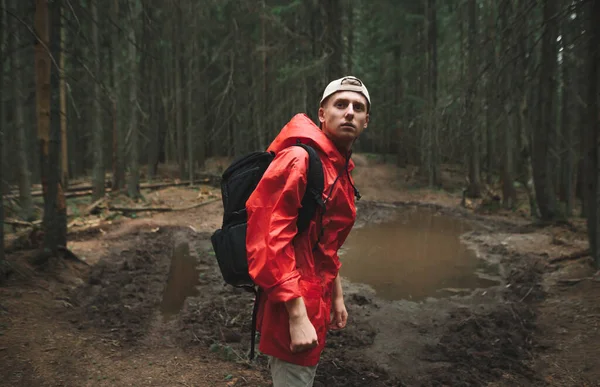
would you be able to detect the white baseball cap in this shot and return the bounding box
[320,76,371,112]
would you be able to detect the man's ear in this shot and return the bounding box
[318,107,325,124]
[364,113,370,128]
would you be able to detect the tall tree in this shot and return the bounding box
[394,19,405,168]
[465,0,482,197]
[425,0,439,187]
[59,4,68,188]
[174,6,185,179]
[127,0,141,198]
[91,0,104,201]
[0,0,7,278]
[516,0,538,217]
[499,0,518,209]
[560,10,575,216]
[324,0,343,79]
[186,5,195,185]
[111,0,125,191]
[12,0,33,220]
[532,0,560,221]
[586,0,600,267]
[35,0,67,257]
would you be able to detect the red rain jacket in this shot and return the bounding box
[246,113,358,366]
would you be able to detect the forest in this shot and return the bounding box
[0,0,599,386]
[1,0,599,268]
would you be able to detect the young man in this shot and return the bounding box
[246,76,370,386]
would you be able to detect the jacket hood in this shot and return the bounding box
[267,113,355,171]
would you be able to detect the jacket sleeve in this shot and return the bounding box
[246,147,309,303]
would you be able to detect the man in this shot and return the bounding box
[246,76,370,386]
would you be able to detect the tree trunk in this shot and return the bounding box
[395,27,406,168]
[36,0,67,256]
[148,58,159,180]
[127,0,141,199]
[501,103,518,209]
[187,44,194,184]
[60,4,68,188]
[486,0,496,186]
[12,4,34,220]
[577,4,588,218]
[174,8,185,179]
[196,40,207,169]
[254,0,267,151]
[346,2,354,74]
[111,0,125,191]
[324,0,343,80]
[0,0,6,275]
[561,15,574,216]
[35,0,53,221]
[427,0,439,187]
[465,0,481,198]
[91,0,104,201]
[532,0,559,221]
[585,0,600,267]
[500,0,517,209]
[305,0,323,124]
[148,61,161,180]
[47,0,67,251]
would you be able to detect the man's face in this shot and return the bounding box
[318,91,369,153]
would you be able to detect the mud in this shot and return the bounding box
[54,200,545,387]
[69,227,178,344]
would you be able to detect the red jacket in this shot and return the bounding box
[246,113,358,366]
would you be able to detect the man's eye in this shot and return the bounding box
[354,105,365,111]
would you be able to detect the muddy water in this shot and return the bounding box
[160,242,199,317]
[341,207,499,301]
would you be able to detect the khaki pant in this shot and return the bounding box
[268,356,318,387]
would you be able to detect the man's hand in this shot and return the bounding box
[330,274,348,330]
[329,297,348,330]
[285,297,319,353]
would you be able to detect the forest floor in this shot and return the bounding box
[1,154,599,387]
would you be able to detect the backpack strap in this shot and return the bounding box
[293,142,325,234]
[249,287,261,360]
[248,142,324,361]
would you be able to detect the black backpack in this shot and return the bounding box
[210,142,325,359]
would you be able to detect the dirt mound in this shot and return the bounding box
[423,256,545,386]
[316,318,400,386]
[177,285,256,351]
[425,306,537,386]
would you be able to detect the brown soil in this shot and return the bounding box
[1,156,599,387]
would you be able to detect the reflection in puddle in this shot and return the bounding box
[160,242,199,317]
[341,207,499,301]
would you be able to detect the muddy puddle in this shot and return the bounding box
[160,241,199,318]
[340,206,500,301]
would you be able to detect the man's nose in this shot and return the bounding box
[345,105,355,117]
